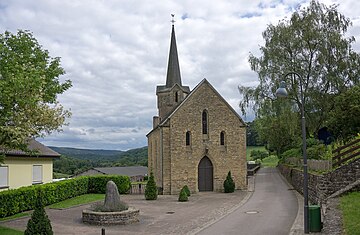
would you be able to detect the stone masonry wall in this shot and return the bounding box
[278,157,360,204]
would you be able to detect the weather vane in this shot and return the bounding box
[171,14,175,25]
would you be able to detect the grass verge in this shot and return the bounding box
[340,192,360,235]
[0,226,23,235]
[49,194,105,209]
[0,212,29,222]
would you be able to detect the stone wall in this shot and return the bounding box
[82,207,139,225]
[278,157,360,204]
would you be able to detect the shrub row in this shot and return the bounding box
[0,175,130,218]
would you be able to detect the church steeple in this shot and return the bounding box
[155,14,190,121]
[166,16,182,88]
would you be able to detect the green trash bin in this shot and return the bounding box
[309,205,322,232]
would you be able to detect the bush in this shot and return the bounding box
[145,172,157,200]
[223,171,235,193]
[183,185,190,197]
[24,190,53,235]
[178,187,188,202]
[250,150,269,161]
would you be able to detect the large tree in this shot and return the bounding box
[0,30,71,160]
[239,1,360,149]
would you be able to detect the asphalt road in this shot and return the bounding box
[197,167,298,235]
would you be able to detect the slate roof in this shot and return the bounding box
[1,139,60,158]
[92,166,148,177]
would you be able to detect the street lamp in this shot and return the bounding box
[276,72,309,234]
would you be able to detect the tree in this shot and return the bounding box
[25,190,53,235]
[145,171,158,200]
[178,187,189,202]
[327,85,360,140]
[239,1,360,149]
[223,171,235,193]
[0,30,71,161]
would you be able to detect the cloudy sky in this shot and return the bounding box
[1,0,359,150]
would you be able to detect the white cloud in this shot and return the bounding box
[0,0,358,150]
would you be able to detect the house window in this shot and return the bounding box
[202,110,208,134]
[186,131,191,146]
[0,166,8,188]
[220,131,225,145]
[32,165,43,184]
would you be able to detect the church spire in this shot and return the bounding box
[166,14,182,88]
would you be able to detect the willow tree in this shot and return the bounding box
[239,1,360,150]
[0,30,71,161]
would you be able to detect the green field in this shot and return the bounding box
[0,226,23,235]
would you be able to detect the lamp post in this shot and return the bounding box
[276,72,309,234]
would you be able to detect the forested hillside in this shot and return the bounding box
[52,146,148,175]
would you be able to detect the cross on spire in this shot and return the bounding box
[171,14,175,25]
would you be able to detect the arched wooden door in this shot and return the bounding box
[198,156,213,191]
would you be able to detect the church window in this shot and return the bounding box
[220,131,225,145]
[186,131,191,146]
[202,110,208,134]
[175,91,178,102]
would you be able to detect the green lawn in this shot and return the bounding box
[49,194,105,209]
[261,155,279,168]
[0,212,29,222]
[340,192,360,235]
[0,226,23,235]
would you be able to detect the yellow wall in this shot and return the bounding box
[0,157,53,191]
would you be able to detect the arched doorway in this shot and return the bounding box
[198,156,213,191]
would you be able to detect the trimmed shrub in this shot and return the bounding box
[87,175,131,194]
[183,185,190,197]
[0,175,130,218]
[145,172,157,200]
[223,171,235,193]
[178,187,188,202]
[24,190,53,235]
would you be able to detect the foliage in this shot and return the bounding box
[239,1,360,153]
[328,85,360,140]
[24,190,53,235]
[246,121,264,146]
[0,175,129,218]
[145,172,157,200]
[91,201,128,212]
[0,30,71,155]
[261,155,279,168]
[246,146,266,160]
[280,148,301,163]
[223,171,235,193]
[182,185,190,197]
[340,192,360,234]
[178,187,189,202]
[250,149,269,161]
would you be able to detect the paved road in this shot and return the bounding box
[197,168,298,235]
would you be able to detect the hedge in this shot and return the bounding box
[0,175,130,218]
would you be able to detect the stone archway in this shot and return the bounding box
[198,156,213,191]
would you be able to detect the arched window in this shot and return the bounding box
[220,131,225,145]
[186,131,191,146]
[202,110,208,134]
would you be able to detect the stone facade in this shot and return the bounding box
[148,81,247,195]
[82,207,140,225]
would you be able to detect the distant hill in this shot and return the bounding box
[49,146,147,162]
[49,146,124,161]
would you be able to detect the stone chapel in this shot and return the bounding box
[147,22,247,195]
